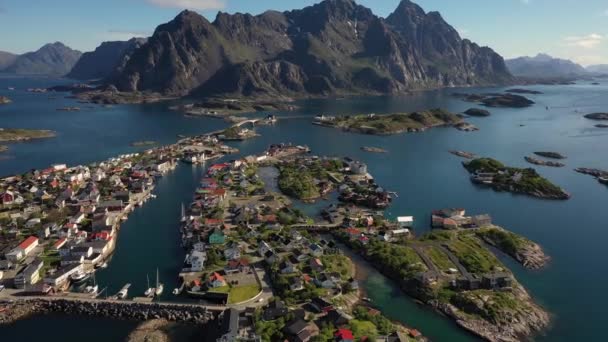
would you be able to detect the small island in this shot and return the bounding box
[575,168,608,186]
[595,124,608,128]
[0,96,12,104]
[463,158,570,200]
[525,156,565,168]
[0,128,57,142]
[131,140,158,147]
[452,92,535,108]
[0,145,8,153]
[361,146,388,153]
[506,88,543,95]
[449,150,477,159]
[584,113,608,121]
[313,109,464,135]
[464,108,491,117]
[533,151,566,159]
[216,126,259,141]
[177,99,298,117]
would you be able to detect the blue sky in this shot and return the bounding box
[0,0,606,65]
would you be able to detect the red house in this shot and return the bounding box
[335,328,354,341]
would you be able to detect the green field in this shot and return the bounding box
[228,284,261,304]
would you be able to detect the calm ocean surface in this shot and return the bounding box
[1,75,607,341]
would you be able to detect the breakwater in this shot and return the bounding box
[0,299,219,325]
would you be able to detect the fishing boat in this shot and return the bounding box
[599,177,608,185]
[95,261,108,269]
[70,270,91,284]
[172,288,180,295]
[155,268,164,296]
[180,203,187,223]
[144,274,155,298]
[116,283,131,300]
[84,274,99,297]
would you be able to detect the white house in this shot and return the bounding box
[397,216,414,228]
[188,250,206,272]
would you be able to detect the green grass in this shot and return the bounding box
[208,285,230,294]
[228,284,261,304]
[349,320,378,340]
[475,227,529,257]
[0,128,56,142]
[321,254,354,280]
[447,235,503,274]
[426,246,456,272]
[331,109,462,135]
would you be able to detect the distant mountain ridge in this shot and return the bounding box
[67,38,148,80]
[586,64,608,74]
[2,42,82,76]
[0,51,18,70]
[107,0,512,99]
[506,53,587,79]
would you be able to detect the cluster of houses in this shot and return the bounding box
[0,147,179,291]
[431,208,492,230]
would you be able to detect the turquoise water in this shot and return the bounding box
[1,76,607,341]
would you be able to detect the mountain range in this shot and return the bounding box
[1,42,82,76]
[100,0,512,99]
[67,38,148,80]
[0,51,18,70]
[505,53,588,79]
[586,64,608,74]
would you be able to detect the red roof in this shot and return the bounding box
[335,329,354,340]
[209,272,225,283]
[209,163,230,170]
[53,238,67,248]
[205,218,223,226]
[346,227,361,235]
[212,188,226,197]
[18,236,39,250]
[409,329,422,338]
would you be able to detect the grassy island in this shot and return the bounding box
[0,128,56,142]
[475,227,549,269]
[277,159,342,200]
[179,99,298,117]
[336,226,549,342]
[313,109,463,135]
[463,158,570,200]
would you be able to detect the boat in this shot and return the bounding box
[84,284,99,297]
[155,268,164,296]
[180,202,187,223]
[70,270,91,283]
[173,288,180,295]
[599,177,608,185]
[84,274,99,297]
[144,274,155,298]
[95,262,108,269]
[116,283,131,300]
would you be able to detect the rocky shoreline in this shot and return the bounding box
[533,152,566,159]
[436,284,550,342]
[449,150,477,159]
[464,108,491,117]
[525,156,565,168]
[478,227,550,270]
[337,241,549,342]
[361,146,388,153]
[584,113,608,121]
[0,299,217,325]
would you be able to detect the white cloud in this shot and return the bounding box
[145,0,226,10]
[563,33,604,49]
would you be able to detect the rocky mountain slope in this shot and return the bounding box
[506,53,587,79]
[0,51,18,70]
[108,0,512,99]
[3,42,81,76]
[67,38,147,80]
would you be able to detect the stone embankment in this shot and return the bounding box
[0,299,218,325]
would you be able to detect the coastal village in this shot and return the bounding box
[0,132,236,299]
